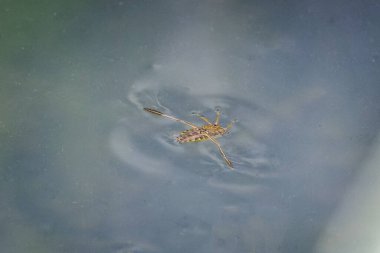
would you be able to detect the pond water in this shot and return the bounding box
[1,1,380,253]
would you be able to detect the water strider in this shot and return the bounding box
[144,107,235,169]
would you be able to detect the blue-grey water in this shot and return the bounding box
[1,1,380,253]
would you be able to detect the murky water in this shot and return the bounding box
[1,1,379,253]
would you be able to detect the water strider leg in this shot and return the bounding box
[225,119,237,132]
[191,112,213,125]
[214,108,221,125]
[203,133,233,169]
[144,108,198,128]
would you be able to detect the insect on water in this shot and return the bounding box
[143,107,235,169]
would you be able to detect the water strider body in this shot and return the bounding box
[143,107,235,169]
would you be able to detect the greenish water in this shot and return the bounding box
[1,1,380,253]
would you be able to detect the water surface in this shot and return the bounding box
[1,1,379,252]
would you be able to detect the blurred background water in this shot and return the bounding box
[1,1,380,252]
